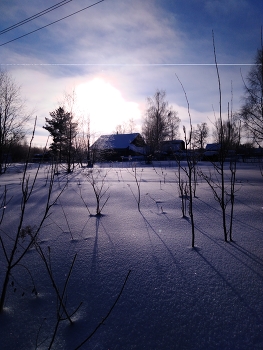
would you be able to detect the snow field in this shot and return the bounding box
[0,161,262,349]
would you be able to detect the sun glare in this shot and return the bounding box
[75,78,141,135]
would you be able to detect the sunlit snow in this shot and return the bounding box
[0,161,262,349]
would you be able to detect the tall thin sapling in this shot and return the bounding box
[0,119,66,311]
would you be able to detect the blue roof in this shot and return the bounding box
[92,133,140,149]
[205,143,221,151]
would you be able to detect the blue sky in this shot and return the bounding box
[1,0,262,146]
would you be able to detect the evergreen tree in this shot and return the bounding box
[43,107,78,172]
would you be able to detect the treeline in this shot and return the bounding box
[2,142,46,163]
[0,46,262,174]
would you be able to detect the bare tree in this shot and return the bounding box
[199,33,241,242]
[62,90,80,172]
[175,75,197,248]
[115,118,137,135]
[74,270,131,349]
[0,120,66,311]
[212,117,240,150]
[142,90,180,155]
[127,166,143,212]
[33,245,81,349]
[175,163,189,218]
[75,113,92,167]
[192,122,209,150]
[240,45,263,146]
[127,118,137,133]
[166,110,181,141]
[115,123,126,134]
[83,168,110,216]
[0,70,30,174]
[200,33,230,242]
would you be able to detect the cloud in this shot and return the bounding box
[1,0,260,147]
[2,0,184,66]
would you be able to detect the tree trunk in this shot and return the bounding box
[0,267,11,312]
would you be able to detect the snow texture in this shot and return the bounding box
[0,161,262,350]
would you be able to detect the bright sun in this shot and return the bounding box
[75,78,141,136]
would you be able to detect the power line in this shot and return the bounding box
[0,63,256,66]
[0,0,74,35]
[0,0,105,47]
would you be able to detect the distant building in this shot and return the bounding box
[32,153,52,163]
[237,146,263,162]
[160,140,185,154]
[203,143,239,161]
[146,140,185,160]
[203,143,221,161]
[205,143,221,151]
[91,133,146,161]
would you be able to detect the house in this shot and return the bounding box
[91,133,146,161]
[32,153,52,163]
[205,143,221,151]
[238,146,263,162]
[203,143,221,161]
[147,140,185,160]
[160,140,185,155]
[203,143,238,161]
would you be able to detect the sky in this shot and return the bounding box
[0,0,262,147]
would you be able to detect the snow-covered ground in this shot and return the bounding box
[0,161,262,349]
